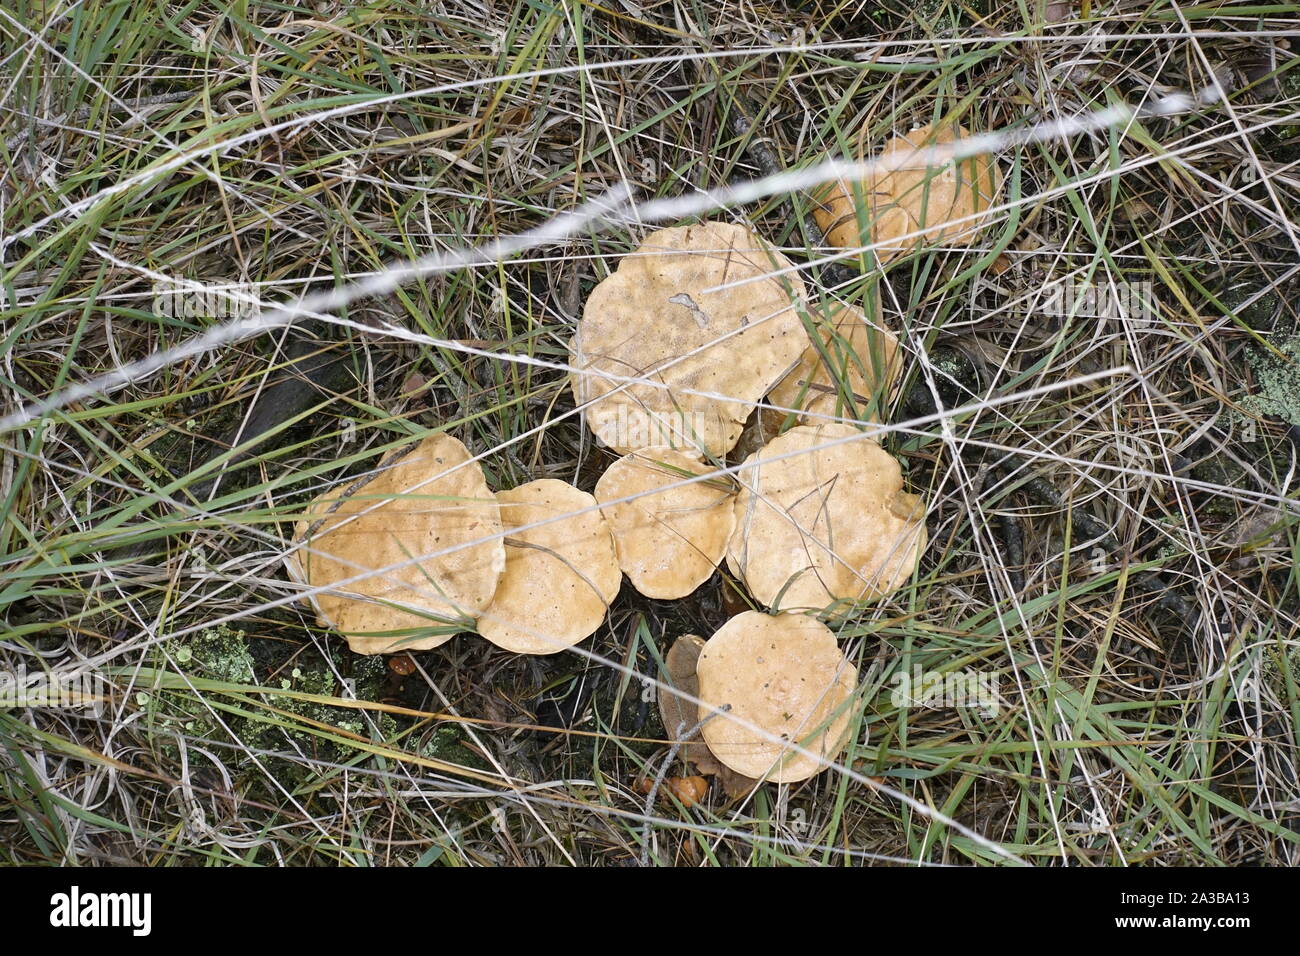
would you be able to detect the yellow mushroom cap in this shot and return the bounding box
[286,433,505,655]
[659,633,760,796]
[569,221,808,457]
[696,611,859,783]
[594,447,736,600]
[727,423,927,610]
[768,301,902,426]
[813,123,1002,264]
[478,479,621,655]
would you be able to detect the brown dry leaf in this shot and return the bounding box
[663,775,709,807]
[1044,0,1073,23]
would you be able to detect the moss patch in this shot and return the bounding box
[142,626,403,792]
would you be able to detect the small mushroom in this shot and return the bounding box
[630,773,710,808]
[286,433,505,655]
[695,611,859,783]
[478,479,621,655]
[727,422,926,610]
[768,300,902,426]
[657,634,759,797]
[569,221,809,457]
[663,775,709,807]
[387,654,417,677]
[594,447,736,600]
[813,123,1002,264]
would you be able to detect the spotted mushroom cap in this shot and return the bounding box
[727,422,927,610]
[813,123,1001,264]
[286,433,505,655]
[594,447,736,600]
[767,301,902,426]
[569,221,809,457]
[696,611,859,783]
[478,479,621,655]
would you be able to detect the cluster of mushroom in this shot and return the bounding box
[285,433,623,657]
[285,121,1001,790]
[567,219,933,788]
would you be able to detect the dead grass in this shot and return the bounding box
[2,0,1299,865]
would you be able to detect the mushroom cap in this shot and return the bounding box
[569,221,808,457]
[287,433,505,655]
[813,123,1002,264]
[768,301,902,426]
[727,422,927,610]
[696,611,859,783]
[659,633,760,796]
[594,447,736,600]
[658,634,715,767]
[478,479,621,655]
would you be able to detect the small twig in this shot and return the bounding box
[979,463,1026,594]
[1131,573,1202,653]
[100,321,352,565]
[639,704,728,867]
[999,512,1026,595]
[989,450,1120,552]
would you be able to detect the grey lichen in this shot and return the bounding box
[1241,333,1300,428]
[188,623,256,684]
